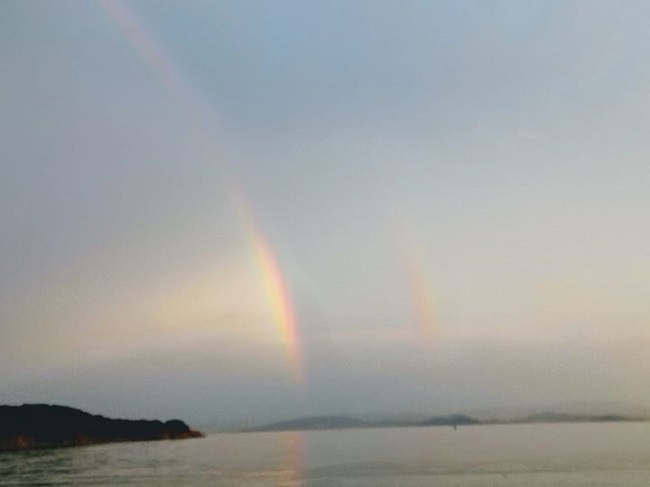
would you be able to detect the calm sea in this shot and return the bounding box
[2,423,650,486]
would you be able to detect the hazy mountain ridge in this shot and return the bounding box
[419,414,481,426]
[248,409,647,432]
[514,411,636,424]
[251,415,367,432]
[465,401,650,423]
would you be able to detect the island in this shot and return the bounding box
[0,404,203,452]
[245,410,642,433]
[517,411,633,424]
[249,414,483,432]
[418,414,481,427]
[254,415,367,432]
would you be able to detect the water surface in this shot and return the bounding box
[2,423,650,486]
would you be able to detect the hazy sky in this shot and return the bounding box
[2,0,650,426]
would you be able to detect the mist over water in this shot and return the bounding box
[2,423,650,486]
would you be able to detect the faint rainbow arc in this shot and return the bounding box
[98,0,217,136]
[99,0,175,89]
[99,0,305,383]
[398,224,438,338]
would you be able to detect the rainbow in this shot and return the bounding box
[99,0,176,89]
[233,190,304,383]
[99,0,304,383]
[398,225,437,338]
[99,0,218,136]
[251,233,304,383]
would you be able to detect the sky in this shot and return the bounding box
[2,0,650,427]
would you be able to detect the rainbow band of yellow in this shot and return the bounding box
[99,0,304,383]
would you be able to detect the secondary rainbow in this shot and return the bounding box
[398,224,437,338]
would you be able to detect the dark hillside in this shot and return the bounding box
[0,404,202,451]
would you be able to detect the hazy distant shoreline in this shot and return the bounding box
[245,411,647,433]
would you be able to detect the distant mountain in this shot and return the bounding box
[532,401,650,418]
[245,407,645,434]
[466,401,650,423]
[0,404,203,452]
[419,414,481,427]
[521,412,581,423]
[521,411,634,424]
[254,415,366,432]
[589,414,631,422]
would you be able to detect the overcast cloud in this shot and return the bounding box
[2,0,650,425]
